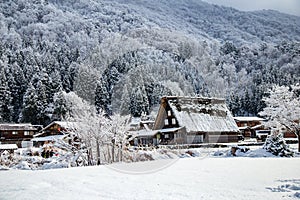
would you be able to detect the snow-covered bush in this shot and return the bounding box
[263,134,294,157]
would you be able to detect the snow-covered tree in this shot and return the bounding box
[95,78,110,114]
[263,134,294,157]
[119,84,131,115]
[20,82,39,124]
[52,90,68,121]
[63,92,127,165]
[108,114,131,162]
[259,84,300,152]
[73,64,100,104]
[129,86,149,117]
[0,66,12,122]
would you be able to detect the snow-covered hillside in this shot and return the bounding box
[1,157,300,200]
[0,0,299,124]
[113,0,300,44]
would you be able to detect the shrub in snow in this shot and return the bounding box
[230,146,250,156]
[263,134,294,157]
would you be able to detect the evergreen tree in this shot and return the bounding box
[0,67,12,122]
[35,79,50,125]
[129,86,149,117]
[49,69,63,98]
[20,83,39,124]
[95,78,110,114]
[119,84,130,115]
[263,134,294,157]
[9,63,27,122]
[53,90,68,121]
[228,92,241,116]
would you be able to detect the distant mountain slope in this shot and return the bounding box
[0,0,299,124]
[113,0,300,44]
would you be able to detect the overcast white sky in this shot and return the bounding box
[203,0,300,16]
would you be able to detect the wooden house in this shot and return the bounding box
[234,117,265,128]
[33,121,79,147]
[0,124,40,148]
[38,121,77,137]
[129,117,155,131]
[149,96,240,145]
[233,117,269,139]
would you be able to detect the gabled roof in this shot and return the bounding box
[165,96,239,133]
[43,121,77,131]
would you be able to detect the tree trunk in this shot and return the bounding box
[297,133,300,153]
[120,143,123,162]
[88,148,94,166]
[86,140,93,166]
[96,140,101,165]
[112,143,115,163]
[298,138,300,153]
[296,129,300,153]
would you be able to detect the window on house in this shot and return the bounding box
[165,134,169,139]
[12,131,18,135]
[165,119,169,125]
[172,118,176,125]
[167,110,172,116]
[24,131,29,136]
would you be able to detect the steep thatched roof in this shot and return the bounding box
[165,96,239,133]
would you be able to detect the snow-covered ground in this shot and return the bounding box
[1,156,300,200]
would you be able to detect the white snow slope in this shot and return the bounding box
[1,157,300,200]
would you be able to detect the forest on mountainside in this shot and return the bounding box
[0,0,299,125]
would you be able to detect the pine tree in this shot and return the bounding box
[20,83,39,124]
[129,86,149,117]
[0,67,12,122]
[8,63,27,122]
[228,92,240,116]
[53,90,68,121]
[48,69,63,100]
[35,79,50,125]
[263,134,294,157]
[119,84,130,115]
[95,78,110,114]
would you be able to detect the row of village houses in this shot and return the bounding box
[0,96,297,150]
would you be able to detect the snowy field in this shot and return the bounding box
[1,156,300,200]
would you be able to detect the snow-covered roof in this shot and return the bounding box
[238,126,250,130]
[31,135,68,142]
[0,124,38,131]
[233,117,265,122]
[42,121,77,131]
[160,127,183,133]
[140,120,155,124]
[251,124,264,130]
[133,127,184,138]
[136,130,159,137]
[130,118,154,126]
[143,124,151,131]
[0,144,18,150]
[130,117,141,126]
[166,96,239,133]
